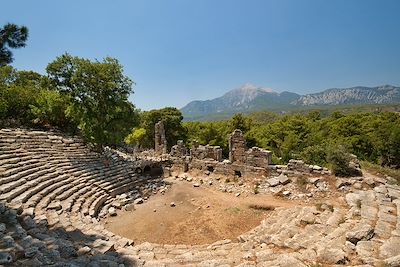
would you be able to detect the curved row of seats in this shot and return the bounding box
[0,128,155,265]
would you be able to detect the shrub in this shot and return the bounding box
[326,143,359,177]
[300,144,327,166]
[29,89,73,130]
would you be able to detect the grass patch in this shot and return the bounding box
[248,204,275,211]
[361,161,400,185]
[225,207,241,214]
[295,175,308,192]
[300,219,315,227]
[253,186,260,194]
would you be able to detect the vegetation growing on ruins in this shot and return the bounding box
[124,107,187,150]
[183,110,400,173]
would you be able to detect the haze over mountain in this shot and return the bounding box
[181,84,400,120]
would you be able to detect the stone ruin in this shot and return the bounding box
[163,127,337,179]
[170,140,187,158]
[154,121,167,155]
[229,129,272,168]
[229,129,247,163]
[165,128,273,178]
[1,127,400,266]
[190,141,222,162]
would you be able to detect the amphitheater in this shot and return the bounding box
[1,128,400,267]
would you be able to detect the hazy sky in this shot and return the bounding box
[3,0,400,110]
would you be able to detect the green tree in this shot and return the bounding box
[28,89,73,129]
[0,23,29,66]
[229,113,252,133]
[46,53,139,145]
[124,127,146,148]
[138,107,187,149]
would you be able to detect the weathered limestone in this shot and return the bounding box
[229,129,247,163]
[155,121,167,155]
[0,128,168,266]
[245,147,272,167]
[170,140,187,158]
[190,141,222,161]
[228,129,272,166]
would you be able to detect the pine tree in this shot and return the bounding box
[0,23,29,66]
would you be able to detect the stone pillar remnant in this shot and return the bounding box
[170,140,187,157]
[228,129,246,163]
[155,121,167,155]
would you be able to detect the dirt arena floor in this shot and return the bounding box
[103,178,299,245]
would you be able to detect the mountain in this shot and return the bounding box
[181,84,400,121]
[181,84,299,118]
[294,85,400,106]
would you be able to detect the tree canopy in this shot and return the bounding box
[0,23,28,66]
[183,111,400,170]
[46,53,139,145]
[133,107,187,149]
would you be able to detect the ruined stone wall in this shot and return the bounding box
[187,159,267,178]
[228,129,246,163]
[190,141,222,162]
[170,140,187,158]
[155,121,167,155]
[228,129,272,167]
[245,147,272,168]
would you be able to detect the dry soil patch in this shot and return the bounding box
[103,179,297,245]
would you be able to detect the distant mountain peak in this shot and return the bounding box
[181,83,300,119]
[181,84,400,121]
[237,83,275,93]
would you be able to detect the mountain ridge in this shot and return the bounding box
[181,84,400,120]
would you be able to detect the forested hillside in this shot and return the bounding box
[183,112,400,171]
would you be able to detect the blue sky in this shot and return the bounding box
[3,0,400,110]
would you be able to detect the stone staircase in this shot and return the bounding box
[0,128,160,266]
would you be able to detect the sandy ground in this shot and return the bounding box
[103,178,298,245]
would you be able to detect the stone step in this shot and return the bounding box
[25,174,72,209]
[0,168,56,201]
[72,187,104,214]
[393,199,400,236]
[0,156,42,171]
[108,179,139,197]
[56,181,88,202]
[60,186,92,212]
[34,177,87,213]
[374,187,397,240]
[0,162,50,181]
[81,191,108,216]
[89,194,110,217]
[10,172,63,204]
[0,176,27,194]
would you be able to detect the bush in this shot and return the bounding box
[1,85,37,123]
[326,143,360,177]
[300,144,327,166]
[29,89,74,130]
